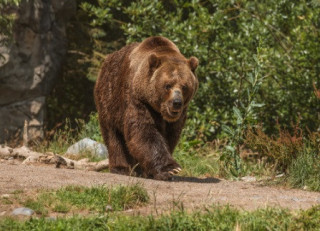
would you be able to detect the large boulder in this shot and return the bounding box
[0,0,76,143]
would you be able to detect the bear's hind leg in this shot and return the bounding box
[105,128,133,175]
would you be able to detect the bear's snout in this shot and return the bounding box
[172,90,183,110]
[172,98,182,110]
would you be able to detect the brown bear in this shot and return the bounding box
[94,36,198,180]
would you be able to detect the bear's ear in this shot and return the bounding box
[149,53,161,71]
[188,56,198,72]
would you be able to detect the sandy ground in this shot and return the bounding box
[1,161,320,216]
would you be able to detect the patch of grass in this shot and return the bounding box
[288,148,320,191]
[21,184,149,215]
[174,141,220,178]
[52,203,70,213]
[1,198,13,205]
[11,189,24,194]
[23,199,48,216]
[1,205,320,230]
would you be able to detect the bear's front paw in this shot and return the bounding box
[163,163,182,176]
[153,172,174,181]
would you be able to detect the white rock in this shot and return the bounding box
[1,194,10,199]
[66,138,108,158]
[275,173,285,178]
[241,176,256,182]
[12,207,34,216]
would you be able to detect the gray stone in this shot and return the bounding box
[66,138,108,158]
[0,0,76,143]
[12,207,34,216]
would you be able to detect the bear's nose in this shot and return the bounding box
[172,98,182,110]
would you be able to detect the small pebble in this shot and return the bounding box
[105,205,113,212]
[241,176,256,182]
[1,194,10,199]
[275,173,285,178]
[12,207,34,216]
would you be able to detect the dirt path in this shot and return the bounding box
[1,162,320,215]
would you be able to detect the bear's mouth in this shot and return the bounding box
[165,107,181,121]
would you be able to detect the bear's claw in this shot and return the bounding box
[168,167,181,175]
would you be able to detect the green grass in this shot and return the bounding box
[20,184,149,216]
[288,148,320,191]
[1,198,13,205]
[176,151,220,178]
[1,205,320,230]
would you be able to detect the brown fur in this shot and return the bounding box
[94,36,198,180]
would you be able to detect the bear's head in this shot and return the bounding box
[146,54,199,122]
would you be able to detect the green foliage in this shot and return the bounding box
[2,205,320,230]
[79,113,103,143]
[80,0,320,143]
[221,54,266,177]
[245,124,320,191]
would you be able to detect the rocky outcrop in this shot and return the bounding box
[0,0,76,143]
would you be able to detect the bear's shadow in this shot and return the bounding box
[171,176,220,184]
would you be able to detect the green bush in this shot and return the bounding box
[80,0,320,143]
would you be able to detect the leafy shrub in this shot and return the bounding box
[244,123,320,191]
[80,0,320,143]
[245,124,304,172]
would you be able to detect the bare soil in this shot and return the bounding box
[1,160,320,217]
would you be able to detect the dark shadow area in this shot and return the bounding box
[46,11,96,131]
[171,175,221,184]
[45,3,126,133]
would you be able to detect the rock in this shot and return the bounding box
[241,176,256,182]
[0,0,76,143]
[12,207,34,216]
[1,194,10,199]
[22,155,39,165]
[105,205,113,212]
[275,173,285,178]
[66,138,108,158]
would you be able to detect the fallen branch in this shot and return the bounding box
[0,145,109,171]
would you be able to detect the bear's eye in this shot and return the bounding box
[182,85,188,92]
[165,84,172,91]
